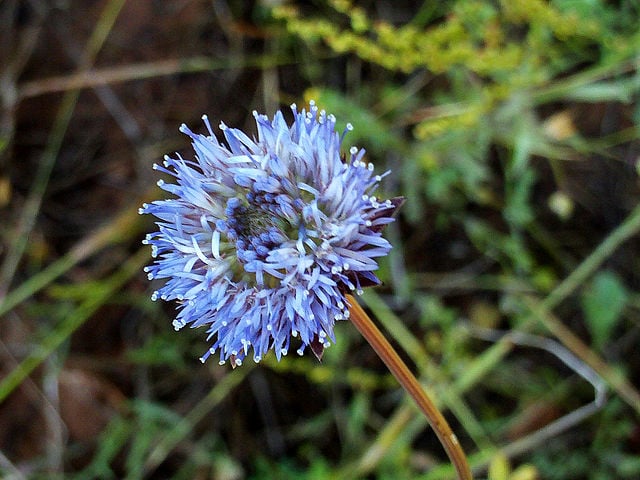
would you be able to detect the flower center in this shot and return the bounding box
[224,197,289,263]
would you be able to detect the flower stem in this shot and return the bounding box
[347,294,473,480]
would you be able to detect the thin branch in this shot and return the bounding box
[348,294,473,480]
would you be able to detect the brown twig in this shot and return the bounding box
[347,294,473,479]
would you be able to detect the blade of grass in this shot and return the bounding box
[0,248,148,403]
[351,202,640,476]
[18,53,312,100]
[0,193,151,317]
[359,290,429,366]
[523,296,640,414]
[142,366,252,476]
[361,290,493,450]
[457,202,640,407]
[0,0,127,298]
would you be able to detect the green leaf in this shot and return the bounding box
[582,271,629,349]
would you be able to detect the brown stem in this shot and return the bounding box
[347,294,473,480]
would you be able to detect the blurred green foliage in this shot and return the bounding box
[276,0,639,223]
[271,0,640,478]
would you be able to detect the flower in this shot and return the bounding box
[140,101,401,366]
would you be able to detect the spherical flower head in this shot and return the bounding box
[140,101,402,366]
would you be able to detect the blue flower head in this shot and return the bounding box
[140,101,402,366]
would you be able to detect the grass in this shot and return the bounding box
[1,1,639,479]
